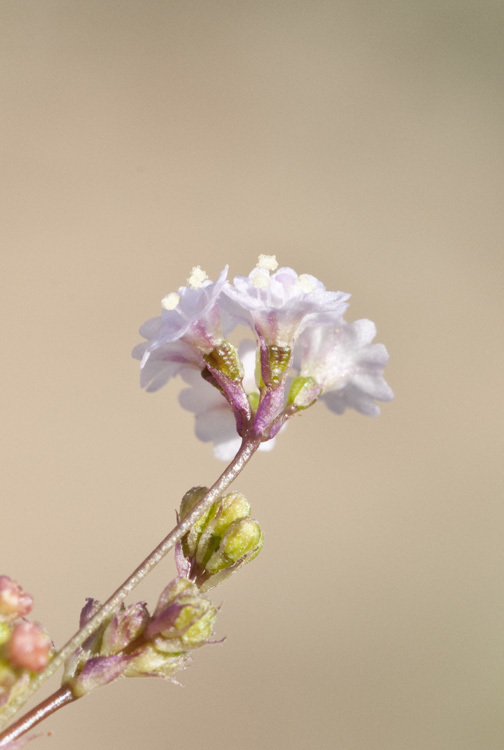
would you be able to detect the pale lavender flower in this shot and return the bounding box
[134,258,392,456]
[295,319,393,416]
[132,331,203,393]
[133,266,229,391]
[222,256,350,348]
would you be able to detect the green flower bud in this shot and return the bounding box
[147,578,217,654]
[195,492,251,568]
[179,486,215,560]
[179,486,209,521]
[178,490,264,591]
[123,646,188,680]
[206,518,263,575]
[287,376,320,409]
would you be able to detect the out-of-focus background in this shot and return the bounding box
[1,2,503,749]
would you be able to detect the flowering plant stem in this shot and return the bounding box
[0,687,75,748]
[0,436,261,743]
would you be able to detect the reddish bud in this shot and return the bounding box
[0,577,33,624]
[7,621,52,672]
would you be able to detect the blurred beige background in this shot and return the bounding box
[1,2,503,749]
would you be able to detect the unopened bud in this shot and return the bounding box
[7,621,52,672]
[100,602,150,657]
[178,492,263,590]
[69,653,133,698]
[0,577,33,624]
[287,376,320,409]
[193,492,251,569]
[146,578,217,654]
[78,598,106,654]
[123,646,188,680]
[206,518,263,575]
[79,597,102,628]
[179,486,213,562]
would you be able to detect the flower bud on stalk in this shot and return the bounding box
[64,601,151,695]
[287,376,320,410]
[0,578,33,624]
[65,579,217,698]
[6,623,52,673]
[146,578,217,653]
[0,578,52,712]
[176,489,264,591]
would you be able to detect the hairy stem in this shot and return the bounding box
[0,687,75,748]
[0,436,261,734]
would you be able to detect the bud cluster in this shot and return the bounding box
[176,487,264,591]
[63,579,215,698]
[0,577,52,711]
[63,487,263,699]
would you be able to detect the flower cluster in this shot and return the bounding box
[134,256,393,459]
[0,577,52,711]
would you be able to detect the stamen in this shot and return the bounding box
[256,254,278,272]
[296,274,316,293]
[250,268,271,290]
[161,292,180,310]
[187,266,209,289]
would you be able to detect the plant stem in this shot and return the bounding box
[0,686,75,748]
[0,436,261,735]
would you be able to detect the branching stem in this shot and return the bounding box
[0,436,261,739]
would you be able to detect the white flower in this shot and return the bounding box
[134,258,393,457]
[178,341,277,461]
[132,332,203,392]
[222,259,350,347]
[133,266,228,391]
[296,319,393,416]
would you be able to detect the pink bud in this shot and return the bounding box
[0,577,33,623]
[7,621,51,672]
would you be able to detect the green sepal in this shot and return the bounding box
[264,344,291,386]
[287,376,319,409]
[203,341,243,382]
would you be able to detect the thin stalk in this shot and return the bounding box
[0,687,75,749]
[0,436,261,734]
